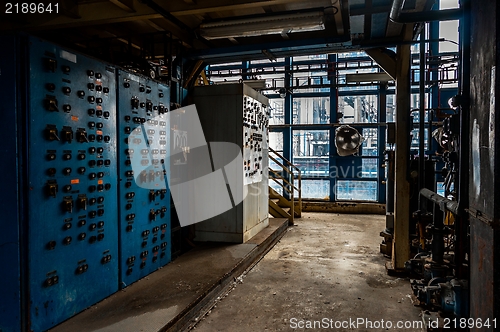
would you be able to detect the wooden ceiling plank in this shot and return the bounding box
[109,0,135,12]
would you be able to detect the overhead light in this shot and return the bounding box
[200,11,325,40]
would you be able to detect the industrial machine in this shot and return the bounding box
[0,35,172,332]
[191,83,270,243]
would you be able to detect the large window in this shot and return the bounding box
[293,97,330,124]
[293,130,329,177]
[207,44,453,202]
[339,95,378,123]
[335,180,378,201]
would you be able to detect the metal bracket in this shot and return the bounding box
[467,207,500,229]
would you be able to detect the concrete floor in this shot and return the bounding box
[192,213,424,332]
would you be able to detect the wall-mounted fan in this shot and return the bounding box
[335,125,365,156]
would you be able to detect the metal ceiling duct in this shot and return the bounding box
[199,11,325,40]
[390,0,463,23]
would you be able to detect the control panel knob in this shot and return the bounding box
[62,87,71,95]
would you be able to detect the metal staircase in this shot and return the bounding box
[268,147,302,225]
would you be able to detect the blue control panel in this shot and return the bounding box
[26,37,120,331]
[0,36,173,332]
[116,70,171,288]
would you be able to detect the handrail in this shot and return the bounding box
[269,169,295,194]
[268,147,302,222]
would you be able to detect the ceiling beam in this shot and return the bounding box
[170,0,315,16]
[18,1,162,30]
[365,47,397,80]
[109,0,135,12]
[350,5,391,16]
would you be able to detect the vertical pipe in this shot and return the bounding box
[329,54,338,202]
[419,25,426,194]
[379,82,387,204]
[283,57,292,199]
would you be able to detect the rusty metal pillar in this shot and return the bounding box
[390,26,412,271]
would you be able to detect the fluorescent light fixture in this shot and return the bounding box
[200,11,325,40]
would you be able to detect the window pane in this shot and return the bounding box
[339,95,378,123]
[269,131,283,152]
[293,97,330,124]
[335,180,377,201]
[386,94,396,122]
[410,128,429,151]
[269,98,285,125]
[293,54,327,62]
[361,159,378,178]
[302,179,330,199]
[293,130,329,176]
[361,128,378,156]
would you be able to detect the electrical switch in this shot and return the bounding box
[45,125,60,141]
[131,97,139,109]
[44,58,57,72]
[140,171,147,183]
[62,197,73,213]
[61,126,73,143]
[77,194,88,211]
[76,128,89,143]
[149,209,156,221]
[44,96,59,112]
[149,190,156,202]
[45,180,58,198]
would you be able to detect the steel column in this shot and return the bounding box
[392,26,412,270]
